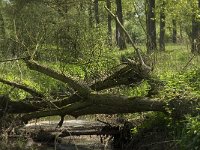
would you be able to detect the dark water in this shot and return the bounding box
[24,120,113,150]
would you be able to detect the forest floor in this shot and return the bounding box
[0,44,199,149]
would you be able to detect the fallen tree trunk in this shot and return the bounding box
[0,58,199,123]
[20,95,166,122]
[1,93,199,123]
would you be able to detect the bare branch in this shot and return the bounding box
[90,62,149,91]
[104,6,151,71]
[0,57,30,63]
[0,78,44,98]
[25,60,92,96]
[0,95,39,114]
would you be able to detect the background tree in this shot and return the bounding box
[146,0,157,53]
[191,0,200,53]
[106,0,112,46]
[159,0,166,51]
[0,4,5,40]
[172,19,177,43]
[88,0,94,27]
[115,0,126,50]
[0,0,6,56]
[94,0,99,25]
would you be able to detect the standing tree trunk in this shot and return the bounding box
[94,0,99,26]
[159,1,165,51]
[0,10,5,41]
[191,0,200,53]
[172,19,177,43]
[88,0,94,28]
[106,0,112,46]
[180,22,183,42]
[146,0,157,53]
[0,8,5,56]
[115,0,126,50]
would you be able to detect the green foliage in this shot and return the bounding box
[130,113,200,150]
[180,116,200,150]
[131,112,172,136]
[187,68,200,91]
[125,23,146,43]
[157,68,200,99]
[120,80,150,97]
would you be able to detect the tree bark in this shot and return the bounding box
[106,0,112,46]
[0,8,5,56]
[159,1,165,51]
[180,22,183,42]
[191,0,200,53]
[0,9,5,40]
[94,0,99,25]
[146,0,157,53]
[88,0,93,27]
[172,19,177,43]
[0,93,199,123]
[115,0,126,50]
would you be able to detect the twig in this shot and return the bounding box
[97,119,112,127]
[54,127,79,150]
[181,54,195,72]
[0,57,30,63]
[0,78,43,98]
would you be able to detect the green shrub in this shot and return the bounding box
[180,116,200,150]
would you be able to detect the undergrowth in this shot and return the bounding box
[0,44,200,149]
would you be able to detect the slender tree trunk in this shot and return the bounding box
[198,0,200,48]
[106,0,112,46]
[0,10,5,40]
[159,1,165,51]
[0,9,5,56]
[172,19,177,43]
[94,0,99,25]
[115,0,126,50]
[191,0,200,53]
[191,16,198,53]
[180,22,183,42]
[88,1,93,28]
[146,0,157,53]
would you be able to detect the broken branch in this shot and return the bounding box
[0,78,44,98]
[25,60,91,96]
[104,6,151,71]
